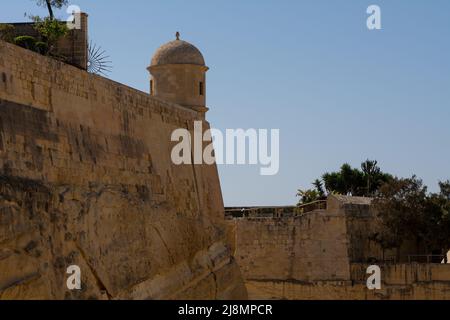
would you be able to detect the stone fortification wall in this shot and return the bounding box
[0,40,246,299]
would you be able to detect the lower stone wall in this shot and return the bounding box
[229,195,450,300]
[229,210,351,283]
[328,195,421,263]
[0,174,247,300]
[245,263,450,300]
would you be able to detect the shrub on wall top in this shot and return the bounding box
[14,35,37,50]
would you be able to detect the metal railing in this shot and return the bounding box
[297,200,327,214]
[225,200,327,219]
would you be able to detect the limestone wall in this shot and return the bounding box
[230,210,351,283]
[329,195,426,263]
[0,40,247,299]
[245,263,450,300]
[231,196,450,300]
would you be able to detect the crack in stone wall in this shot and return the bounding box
[0,40,247,300]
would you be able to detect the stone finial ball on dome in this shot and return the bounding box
[148,32,209,114]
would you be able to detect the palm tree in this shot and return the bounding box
[296,189,320,205]
[312,179,325,198]
[361,159,380,196]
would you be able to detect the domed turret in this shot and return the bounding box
[147,33,209,113]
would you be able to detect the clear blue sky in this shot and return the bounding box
[2,1,450,206]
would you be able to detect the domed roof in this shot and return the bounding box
[151,35,205,67]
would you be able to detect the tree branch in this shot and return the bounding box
[45,0,54,20]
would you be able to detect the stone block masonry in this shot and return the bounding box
[0,40,247,299]
[230,210,351,283]
[229,195,450,300]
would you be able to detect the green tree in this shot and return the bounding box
[321,160,392,197]
[313,179,325,198]
[296,188,321,205]
[361,159,380,195]
[299,161,449,261]
[439,180,450,198]
[372,177,450,262]
[297,179,326,206]
[361,159,393,196]
[29,16,68,55]
[29,0,69,56]
[425,181,450,262]
[371,176,427,258]
[322,163,365,196]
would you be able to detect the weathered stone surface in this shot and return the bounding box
[148,37,208,112]
[245,264,450,300]
[230,211,351,283]
[151,39,205,67]
[0,40,247,300]
[229,195,450,300]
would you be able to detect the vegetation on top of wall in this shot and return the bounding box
[297,159,392,204]
[297,160,450,261]
[30,16,68,55]
[0,1,69,58]
[296,179,326,204]
[32,0,70,53]
[372,177,450,262]
[28,0,69,56]
[12,35,49,55]
[13,35,37,50]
